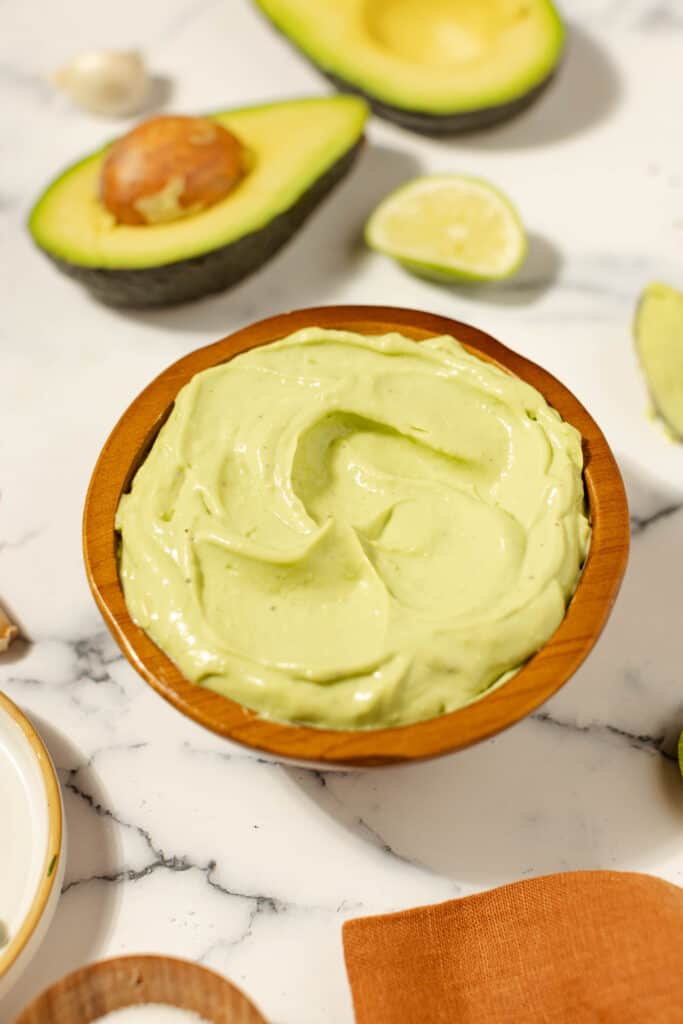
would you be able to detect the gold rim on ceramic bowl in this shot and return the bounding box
[0,690,64,997]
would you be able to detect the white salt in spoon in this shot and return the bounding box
[94,1006,209,1024]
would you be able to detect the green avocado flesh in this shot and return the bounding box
[254,0,564,133]
[635,283,683,440]
[28,96,367,307]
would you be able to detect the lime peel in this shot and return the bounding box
[365,173,527,283]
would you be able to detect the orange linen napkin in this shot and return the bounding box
[343,871,683,1023]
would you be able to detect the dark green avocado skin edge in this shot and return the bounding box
[41,141,362,309]
[324,71,557,135]
[252,6,560,136]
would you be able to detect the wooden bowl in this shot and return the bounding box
[83,306,629,767]
[15,954,268,1023]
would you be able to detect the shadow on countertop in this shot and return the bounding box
[285,459,683,892]
[140,75,174,117]
[460,24,622,151]
[2,718,119,1021]
[399,231,563,308]
[112,142,422,337]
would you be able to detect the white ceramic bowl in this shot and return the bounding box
[0,691,64,999]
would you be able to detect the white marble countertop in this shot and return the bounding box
[2,1,683,1021]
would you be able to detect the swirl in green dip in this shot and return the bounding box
[116,328,590,729]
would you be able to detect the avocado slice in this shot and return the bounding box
[29,96,367,308]
[253,0,564,135]
[635,282,683,441]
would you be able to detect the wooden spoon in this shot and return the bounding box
[15,955,268,1024]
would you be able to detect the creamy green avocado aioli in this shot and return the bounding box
[116,328,590,729]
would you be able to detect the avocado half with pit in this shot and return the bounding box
[29,96,367,308]
[254,0,565,134]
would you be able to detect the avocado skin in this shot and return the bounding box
[42,141,362,309]
[324,72,558,135]
[254,7,560,136]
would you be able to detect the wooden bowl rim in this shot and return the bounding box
[0,691,63,982]
[15,953,268,1023]
[83,305,629,767]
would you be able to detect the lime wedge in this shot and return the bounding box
[365,174,527,282]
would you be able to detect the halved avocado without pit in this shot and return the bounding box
[635,282,683,441]
[254,0,565,135]
[28,96,368,308]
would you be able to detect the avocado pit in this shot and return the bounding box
[28,96,367,306]
[100,115,245,226]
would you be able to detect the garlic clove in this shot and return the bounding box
[53,50,151,117]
